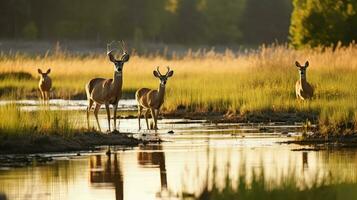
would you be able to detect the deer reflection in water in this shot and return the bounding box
[89,154,123,200]
[302,152,309,171]
[137,145,168,190]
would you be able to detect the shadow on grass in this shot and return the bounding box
[0,72,33,80]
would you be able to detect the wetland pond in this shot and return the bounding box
[1,100,357,200]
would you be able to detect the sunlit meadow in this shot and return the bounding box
[1,44,357,134]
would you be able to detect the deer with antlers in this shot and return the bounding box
[295,61,314,100]
[38,68,52,104]
[85,41,130,132]
[136,67,174,130]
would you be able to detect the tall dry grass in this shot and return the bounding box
[1,44,357,133]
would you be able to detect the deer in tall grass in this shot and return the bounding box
[295,61,314,100]
[85,41,130,132]
[38,68,52,103]
[136,67,174,130]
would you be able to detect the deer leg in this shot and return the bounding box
[44,92,48,105]
[94,103,102,132]
[45,91,50,105]
[138,106,142,130]
[113,103,119,131]
[154,109,159,130]
[40,91,44,104]
[144,109,150,130]
[105,104,111,132]
[87,99,94,129]
[150,108,157,130]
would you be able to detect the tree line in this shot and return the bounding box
[1,0,356,47]
[0,0,291,45]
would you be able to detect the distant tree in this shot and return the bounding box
[202,0,245,44]
[241,0,292,45]
[117,0,168,41]
[290,0,357,47]
[172,0,206,43]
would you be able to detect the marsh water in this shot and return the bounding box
[1,100,357,200]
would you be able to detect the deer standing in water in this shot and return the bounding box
[85,41,130,132]
[38,68,52,103]
[136,67,174,130]
[295,61,314,100]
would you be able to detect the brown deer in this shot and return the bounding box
[38,68,52,103]
[85,41,130,132]
[295,61,314,100]
[136,66,174,130]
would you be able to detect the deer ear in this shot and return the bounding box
[38,69,42,74]
[46,68,51,74]
[108,51,116,63]
[305,61,309,67]
[167,70,174,77]
[153,71,160,77]
[295,61,301,68]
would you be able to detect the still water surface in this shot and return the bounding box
[0,100,357,200]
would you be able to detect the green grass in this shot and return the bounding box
[185,167,357,200]
[0,44,357,134]
[0,104,81,137]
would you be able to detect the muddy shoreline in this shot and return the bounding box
[163,110,318,124]
[281,135,357,147]
[0,131,140,154]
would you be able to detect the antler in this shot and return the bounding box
[156,66,171,76]
[107,41,118,62]
[165,66,170,76]
[120,40,127,53]
[156,66,163,76]
[107,41,117,54]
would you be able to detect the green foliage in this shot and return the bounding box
[241,0,292,44]
[202,0,245,44]
[0,0,292,44]
[290,0,357,47]
[22,22,38,40]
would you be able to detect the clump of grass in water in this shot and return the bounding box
[0,104,80,137]
[184,168,357,200]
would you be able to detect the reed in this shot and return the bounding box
[186,169,357,200]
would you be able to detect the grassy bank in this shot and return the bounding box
[0,105,139,154]
[0,104,79,136]
[1,44,357,135]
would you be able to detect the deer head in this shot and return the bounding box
[107,40,130,73]
[38,68,51,78]
[153,66,174,86]
[295,61,309,78]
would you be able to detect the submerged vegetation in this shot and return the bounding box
[0,44,357,135]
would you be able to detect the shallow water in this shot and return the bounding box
[0,119,357,200]
[0,100,356,200]
[0,99,137,111]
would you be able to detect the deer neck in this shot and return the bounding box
[299,71,307,83]
[111,71,123,94]
[157,84,166,105]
